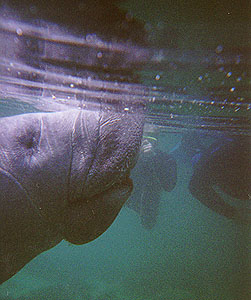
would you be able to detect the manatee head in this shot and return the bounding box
[62,109,144,244]
[0,108,144,283]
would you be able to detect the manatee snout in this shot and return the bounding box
[63,177,133,245]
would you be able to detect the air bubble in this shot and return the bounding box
[86,34,97,42]
[215,45,223,54]
[235,56,241,64]
[16,28,23,36]
[97,52,103,59]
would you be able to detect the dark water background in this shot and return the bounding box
[0,0,250,299]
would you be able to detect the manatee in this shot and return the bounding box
[189,137,251,223]
[0,108,144,284]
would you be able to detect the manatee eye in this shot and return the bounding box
[23,136,34,149]
[19,134,34,149]
[18,127,39,152]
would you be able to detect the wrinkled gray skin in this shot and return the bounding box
[0,109,143,284]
